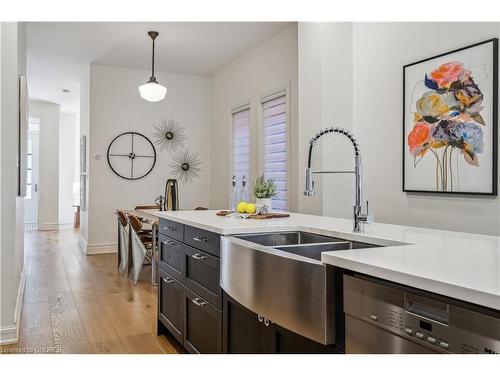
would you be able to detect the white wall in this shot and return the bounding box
[210,25,298,211]
[59,112,78,224]
[0,21,26,344]
[297,23,323,215]
[29,99,61,230]
[298,23,355,217]
[353,23,500,236]
[83,64,211,253]
[298,22,500,236]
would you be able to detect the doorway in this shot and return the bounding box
[24,119,40,229]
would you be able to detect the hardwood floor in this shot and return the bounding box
[1,227,184,354]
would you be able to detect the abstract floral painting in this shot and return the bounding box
[403,39,498,195]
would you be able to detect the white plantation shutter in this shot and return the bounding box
[262,93,287,211]
[232,106,251,181]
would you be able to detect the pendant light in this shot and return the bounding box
[139,31,167,102]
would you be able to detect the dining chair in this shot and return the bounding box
[128,214,154,285]
[116,210,130,275]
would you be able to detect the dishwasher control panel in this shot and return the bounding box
[344,275,500,354]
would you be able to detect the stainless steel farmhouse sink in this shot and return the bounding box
[234,231,380,261]
[220,231,383,345]
[232,231,343,247]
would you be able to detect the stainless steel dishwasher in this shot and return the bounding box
[343,274,500,354]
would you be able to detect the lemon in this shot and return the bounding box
[245,203,256,214]
[236,201,247,213]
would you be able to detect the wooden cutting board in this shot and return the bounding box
[216,211,290,220]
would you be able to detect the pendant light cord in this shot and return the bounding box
[151,37,155,79]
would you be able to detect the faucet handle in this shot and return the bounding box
[363,200,374,225]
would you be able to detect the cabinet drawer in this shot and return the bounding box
[183,244,221,308]
[159,269,185,344]
[184,225,220,257]
[159,218,184,241]
[158,234,185,281]
[184,287,222,354]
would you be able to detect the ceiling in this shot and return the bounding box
[27,22,293,113]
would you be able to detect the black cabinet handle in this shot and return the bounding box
[163,277,175,284]
[191,253,207,261]
[193,236,208,243]
[192,297,207,307]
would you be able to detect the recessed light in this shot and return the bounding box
[62,89,70,93]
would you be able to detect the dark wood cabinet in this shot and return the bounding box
[274,325,339,354]
[223,293,275,353]
[183,244,221,308]
[157,222,223,354]
[158,234,185,282]
[159,218,184,241]
[184,287,222,354]
[184,225,221,257]
[223,292,340,354]
[158,268,185,344]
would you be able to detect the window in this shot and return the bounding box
[262,93,287,211]
[232,106,251,181]
[230,90,289,211]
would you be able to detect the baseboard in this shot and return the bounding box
[25,222,72,231]
[0,267,27,344]
[24,223,38,231]
[14,268,27,325]
[78,235,117,255]
[78,235,87,253]
[37,222,60,231]
[0,325,18,345]
[85,242,117,255]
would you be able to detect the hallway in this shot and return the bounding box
[1,228,183,354]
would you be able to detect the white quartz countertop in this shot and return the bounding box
[141,209,500,310]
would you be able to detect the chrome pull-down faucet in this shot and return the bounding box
[304,127,373,233]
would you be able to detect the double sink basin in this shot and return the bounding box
[233,231,379,261]
[220,230,384,346]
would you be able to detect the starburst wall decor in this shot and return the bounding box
[169,149,202,184]
[152,118,187,153]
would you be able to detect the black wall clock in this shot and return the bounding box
[106,132,157,180]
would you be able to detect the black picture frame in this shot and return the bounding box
[403,38,498,196]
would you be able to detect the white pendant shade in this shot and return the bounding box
[139,81,167,102]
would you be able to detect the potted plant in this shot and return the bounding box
[253,175,278,214]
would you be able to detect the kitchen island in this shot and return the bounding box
[140,209,500,353]
[142,209,500,310]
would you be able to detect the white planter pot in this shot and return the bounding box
[256,198,272,214]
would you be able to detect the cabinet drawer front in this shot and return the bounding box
[184,225,220,257]
[184,287,222,354]
[159,269,185,344]
[159,218,184,241]
[158,234,185,281]
[183,244,221,308]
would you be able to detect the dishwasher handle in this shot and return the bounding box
[404,292,449,326]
